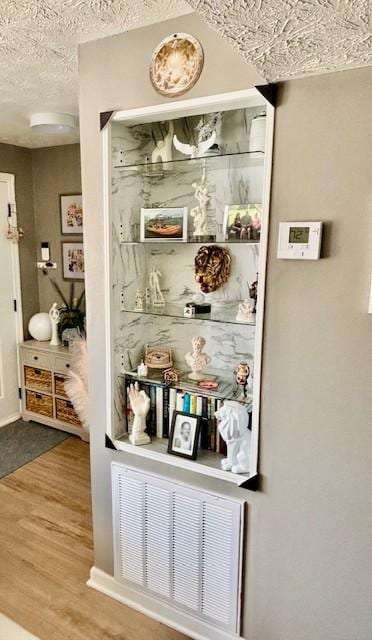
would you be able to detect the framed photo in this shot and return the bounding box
[167,411,201,460]
[62,242,84,280]
[140,207,187,242]
[60,193,83,234]
[223,204,261,242]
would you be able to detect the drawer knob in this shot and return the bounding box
[34,356,38,361]
[65,363,70,369]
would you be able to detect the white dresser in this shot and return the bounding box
[19,340,88,441]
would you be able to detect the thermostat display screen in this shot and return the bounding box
[289,226,309,244]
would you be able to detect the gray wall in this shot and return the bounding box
[79,12,372,640]
[0,143,39,334]
[32,144,83,312]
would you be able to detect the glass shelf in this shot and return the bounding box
[121,301,256,327]
[120,368,253,408]
[114,150,264,174]
[119,238,260,246]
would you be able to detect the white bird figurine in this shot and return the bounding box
[173,131,216,159]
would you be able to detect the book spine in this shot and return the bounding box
[190,394,196,414]
[210,398,216,451]
[176,391,183,411]
[196,395,203,416]
[169,388,177,432]
[200,396,209,449]
[156,386,163,439]
[183,392,190,413]
[163,386,170,438]
[149,384,157,435]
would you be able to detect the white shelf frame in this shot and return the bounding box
[102,88,275,488]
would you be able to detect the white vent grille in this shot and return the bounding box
[112,463,243,634]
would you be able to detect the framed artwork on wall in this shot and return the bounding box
[60,193,83,234]
[167,411,201,460]
[62,242,85,280]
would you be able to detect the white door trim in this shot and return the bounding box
[0,172,24,419]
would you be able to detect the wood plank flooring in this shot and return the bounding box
[0,437,187,640]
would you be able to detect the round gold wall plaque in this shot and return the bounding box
[150,33,204,98]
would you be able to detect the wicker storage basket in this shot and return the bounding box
[55,397,81,427]
[26,390,53,417]
[54,373,67,398]
[24,366,52,393]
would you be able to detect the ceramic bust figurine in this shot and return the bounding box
[185,336,211,380]
[215,401,251,474]
[128,382,151,446]
[49,303,60,346]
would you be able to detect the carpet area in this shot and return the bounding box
[0,613,40,639]
[0,420,71,479]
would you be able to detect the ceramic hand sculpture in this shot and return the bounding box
[128,382,151,445]
[49,302,60,346]
[215,401,251,474]
[190,167,210,236]
[152,121,174,163]
[185,336,211,380]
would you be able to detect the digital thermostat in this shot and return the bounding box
[277,221,323,260]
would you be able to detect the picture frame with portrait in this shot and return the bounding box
[167,411,201,460]
[223,203,262,242]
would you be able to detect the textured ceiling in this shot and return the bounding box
[0,0,192,148]
[188,0,372,81]
[0,1,371,148]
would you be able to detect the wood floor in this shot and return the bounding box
[0,437,187,640]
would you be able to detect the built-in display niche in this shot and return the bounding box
[104,90,274,487]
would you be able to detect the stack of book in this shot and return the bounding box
[124,375,252,454]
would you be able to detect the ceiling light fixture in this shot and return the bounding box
[30,112,77,134]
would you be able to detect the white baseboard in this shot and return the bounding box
[87,566,242,640]
[0,412,20,428]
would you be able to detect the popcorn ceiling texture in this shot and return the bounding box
[187,0,372,81]
[0,0,192,147]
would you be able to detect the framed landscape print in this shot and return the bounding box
[60,193,83,234]
[62,242,84,280]
[140,207,187,242]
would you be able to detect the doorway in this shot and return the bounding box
[0,173,23,426]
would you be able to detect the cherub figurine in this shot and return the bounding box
[236,300,253,322]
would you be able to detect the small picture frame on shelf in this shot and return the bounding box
[168,411,201,460]
[140,207,187,242]
[62,242,85,280]
[223,204,261,242]
[60,193,83,235]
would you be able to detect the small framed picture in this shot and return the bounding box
[62,242,84,280]
[140,207,187,242]
[223,204,261,242]
[168,411,201,460]
[60,193,83,234]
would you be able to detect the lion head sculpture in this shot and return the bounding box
[194,244,231,293]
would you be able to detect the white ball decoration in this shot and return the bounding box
[28,313,52,341]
